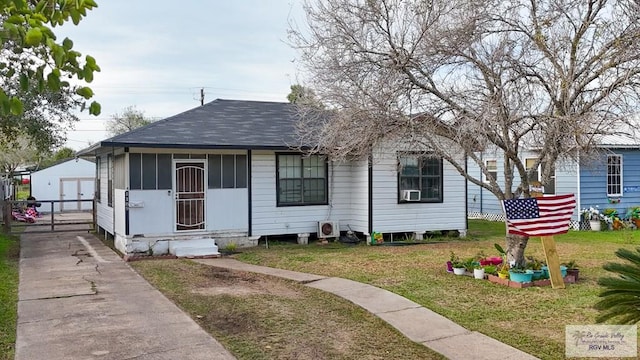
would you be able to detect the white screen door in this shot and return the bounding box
[174,161,205,231]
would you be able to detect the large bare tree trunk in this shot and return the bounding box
[505,234,528,267]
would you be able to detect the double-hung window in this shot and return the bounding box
[485,160,497,182]
[525,158,555,194]
[276,154,327,206]
[398,153,443,202]
[607,154,622,196]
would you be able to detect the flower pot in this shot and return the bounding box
[532,269,544,280]
[473,268,485,279]
[560,265,567,278]
[446,261,453,273]
[498,272,509,279]
[566,268,579,282]
[453,267,466,275]
[589,220,601,231]
[509,271,533,283]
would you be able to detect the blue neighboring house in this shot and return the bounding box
[468,135,640,229]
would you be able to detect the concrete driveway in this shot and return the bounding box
[15,226,235,360]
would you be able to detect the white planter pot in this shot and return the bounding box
[590,220,601,232]
[473,268,485,279]
[453,267,466,275]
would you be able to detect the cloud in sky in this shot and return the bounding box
[57,0,304,150]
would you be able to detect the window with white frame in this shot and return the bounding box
[398,153,443,202]
[607,154,622,196]
[525,158,555,194]
[276,154,327,206]
[485,160,497,182]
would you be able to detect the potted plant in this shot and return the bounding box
[509,267,533,283]
[562,260,579,281]
[446,251,455,273]
[494,243,510,279]
[628,206,640,228]
[483,265,497,276]
[581,206,603,231]
[526,256,544,280]
[450,252,466,275]
[473,264,485,279]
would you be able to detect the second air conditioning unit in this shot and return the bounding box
[318,221,339,238]
[402,190,421,202]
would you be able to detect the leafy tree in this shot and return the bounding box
[1,74,82,153]
[595,248,640,324]
[106,106,152,136]
[0,0,101,116]
[37,146,75,168]
[291,0,640,264]
[0,135,39,177]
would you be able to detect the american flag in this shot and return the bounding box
[502,194,576,237]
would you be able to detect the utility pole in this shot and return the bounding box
[200,88,205,106]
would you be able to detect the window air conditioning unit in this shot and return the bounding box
[318,221,339,238]
[402,190,421,202]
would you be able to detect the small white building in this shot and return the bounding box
[30,158,95,213]
[78,99,469,257]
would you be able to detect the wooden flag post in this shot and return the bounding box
[531,182,565,289]
[541,236,565,289]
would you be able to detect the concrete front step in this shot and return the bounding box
[169,238,219,257]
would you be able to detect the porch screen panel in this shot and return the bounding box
[157,154,172,189]
[208,155,222,189]
[236,155,247,188]
[222,155,235,188]
[176,162,205,231]
[129,153,142,190]
[142,154,157,190]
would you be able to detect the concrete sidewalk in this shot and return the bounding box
[16,227,235,360]
[195,258,539,360]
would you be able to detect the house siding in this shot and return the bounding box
[349,159,369,233]
[95,154,113,234]
[467,149,581,221]
[580,149,640,216]
[371,148,467,233]
[251,151,352,236]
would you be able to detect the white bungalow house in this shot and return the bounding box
[78,99,468,257]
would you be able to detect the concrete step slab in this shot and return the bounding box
[376,306,470,342]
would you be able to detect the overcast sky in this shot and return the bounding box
[57,1,304,150]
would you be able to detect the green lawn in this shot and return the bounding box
[236,220,640,359]
[0,233,19,359]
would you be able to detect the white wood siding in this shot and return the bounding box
[207,189,248,232]
[95,154,113,234]
[349,159,369,233]
[114,189,126,236]
[251,151,352,236]
[371,150,467,233]
[127,189,173,236]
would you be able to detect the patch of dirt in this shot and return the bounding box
[191,267,302,298]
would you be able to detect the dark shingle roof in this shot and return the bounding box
[91,99,302,151]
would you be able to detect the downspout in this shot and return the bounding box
[247,149,252,237]
[124,148,130,237]
[576,150,581,224]
[465,155,468,231]
[111,146,115,236]
[479,152,483,215]
[367,152,373,236]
